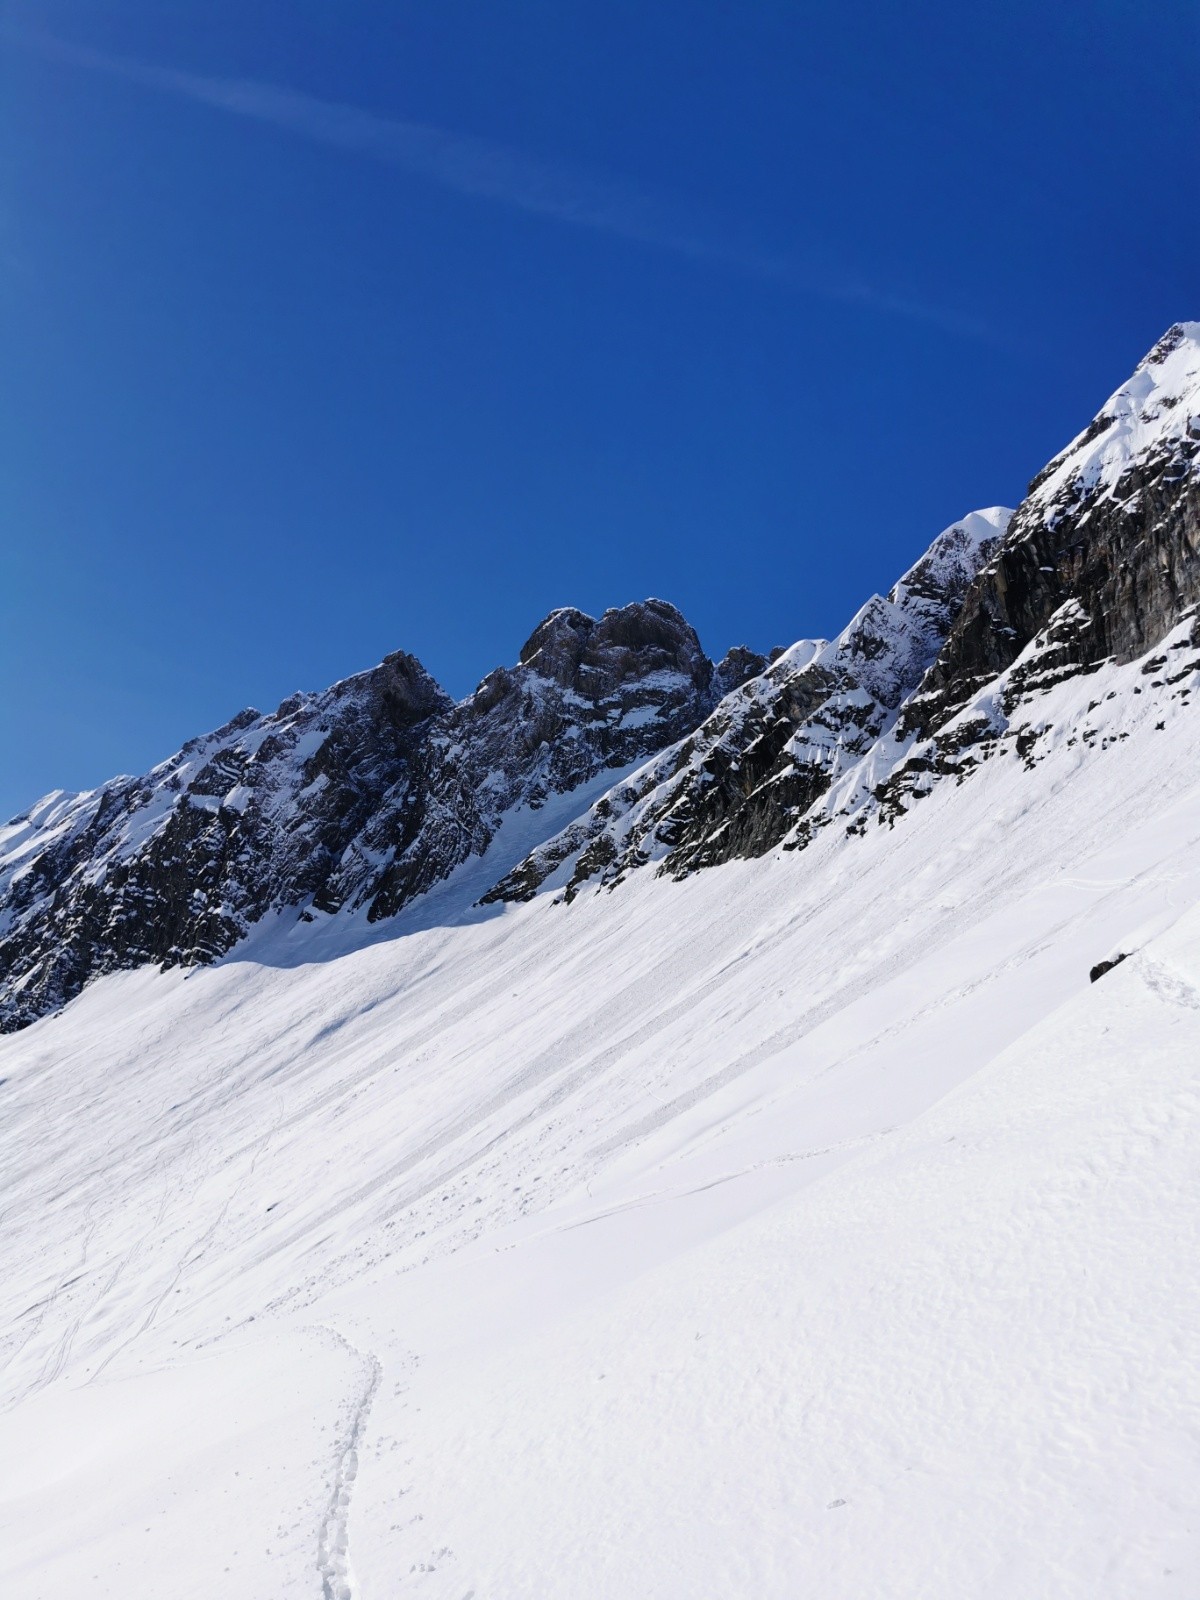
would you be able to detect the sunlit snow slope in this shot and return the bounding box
[2,623,1199,1597]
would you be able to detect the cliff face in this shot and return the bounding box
[484,509,1009,903]
[349,600,744,923]
[0,652,450,1029]
[905,323,1200,742]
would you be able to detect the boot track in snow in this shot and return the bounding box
[316,1330,382,1600]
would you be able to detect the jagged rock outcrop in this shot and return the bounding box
[0,601,752,1031]
[488,323,1200,904]
[871,322,1200,808]
[485,508,1010,902]
[0,652,450,1029]
[903,322,1200,741]
[356,600,737,922]
[1090,953,1129,984]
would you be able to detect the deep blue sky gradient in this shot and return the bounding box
[2,1,1197,818]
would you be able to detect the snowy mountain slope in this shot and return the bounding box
[2,322,1200,1597]
[349,896,1200,1600]
[4,326,1197,1033]
[1,621,1198,1597]
[0,601,760,1032]
[490,324,1200,900]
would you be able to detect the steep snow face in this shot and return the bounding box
[487,508,1010,901]
[1,615,1199,1598]
[1027,318,1200,520]
[0,601,756,1032]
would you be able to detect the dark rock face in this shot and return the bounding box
[518,600,712,696]
[357,600,719,923]
[1090,953,1129,983]
[712,645,769,699]
[486,509,1010,903]
[0,653,451,1030]
[902,324,1200,745]
[488,324,1200,906]
[863,324,1200,817]
[0,601,725,1031]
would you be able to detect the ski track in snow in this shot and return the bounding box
[315,1328,383,1600]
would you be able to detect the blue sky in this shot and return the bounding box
[2,1,1196,819]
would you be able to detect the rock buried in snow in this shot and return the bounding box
[1090,953,1130,983]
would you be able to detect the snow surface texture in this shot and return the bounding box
[1,326,1200,1596]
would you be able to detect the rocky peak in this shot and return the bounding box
[713,645,769,699]
[355,599,723,923]
[0,598,731,1029]
[517,607,594,681]
[518,599,711,696]
[903,323,1200,743]
[483,510,1010,904]
[375,650,454,728]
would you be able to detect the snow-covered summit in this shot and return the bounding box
[1026,321,1200,522]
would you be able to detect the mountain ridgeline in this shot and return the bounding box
[3,323,1199,1032]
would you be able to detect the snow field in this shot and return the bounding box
[0,640,1198,1595]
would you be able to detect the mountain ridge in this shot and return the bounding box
[0,597,762,1029]
[2,322,1198,1031]
[490,322,1200,899]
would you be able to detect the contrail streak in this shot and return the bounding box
[21,33,995,342]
